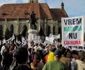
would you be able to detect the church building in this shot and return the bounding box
[0,0,68,39]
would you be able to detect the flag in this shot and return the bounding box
[22,37,27,45]
[11,34,15,41]
[57,34,60,39]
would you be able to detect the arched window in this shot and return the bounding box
[5,27,11,39]
[47,26,50,36]
[39,27,45,36]
[53,26,55,35]
[0,25,3,40]
[10,24,14,36]
[58,27,61,40]
[0,25,3,31]
[21,25,27,37]
[58,27,61,34]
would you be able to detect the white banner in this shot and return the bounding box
[33,36,41,44]
[45,37,54,44]
[62,16,84,46]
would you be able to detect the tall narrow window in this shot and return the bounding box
[47,26,50,36]
[39,27,44,36]
[10,24,14,36]
[22,25,27,37]
[53,26,55,35]
[0,25,3,40]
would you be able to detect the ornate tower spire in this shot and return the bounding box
[61,2,64,10]
[29,0,38,3]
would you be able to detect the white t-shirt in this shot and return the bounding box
[34,46,38,52]
[76,60,85,70]
[71,58,76,70]
[1,45,5,55]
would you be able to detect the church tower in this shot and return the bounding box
[29,0,38,3]
[61,2,64,10]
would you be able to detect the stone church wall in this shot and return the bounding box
[0,18,59,38]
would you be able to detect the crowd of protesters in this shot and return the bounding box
[0,39,85,70]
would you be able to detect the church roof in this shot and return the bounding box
[0,3,68,21]
[50,8,68,21]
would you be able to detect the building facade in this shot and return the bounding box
[0,0,68,39]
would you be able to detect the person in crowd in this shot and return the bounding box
[3,49,13,70]
[30,52,38,70]
[65,49,72,70]
[30,41,34,49]
[45,44,54,63]
[9,44,14,53]
[42,50,65,70]
[76,51,85,70]
[60,47,68,70]
[37,58,44,70]
[72,50,78,60]
[14,47,31,70]
[0,54,5,70]
[71,50,78,70]
[47,45,54,62]
[44,45,49,63]
[2,36,85,70]
[83,53,85,70]
[34,43,38,52]
[38,44,43,51]
[29,48,35,63]
[1,43,6,55]
[9,49,18,70]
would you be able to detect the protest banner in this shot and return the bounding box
[33,36,41,44]
[62,16,84,46]
[45,37,53,44]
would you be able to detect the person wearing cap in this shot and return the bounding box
[42,50,65,70]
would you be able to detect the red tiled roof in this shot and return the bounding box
[39,3,52,19]
[50,8,68,21]
[0,3,68,20]
[0,3,30,19]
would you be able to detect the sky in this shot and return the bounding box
[0,0,85,17]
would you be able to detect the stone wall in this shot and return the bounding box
[0,18,59,37]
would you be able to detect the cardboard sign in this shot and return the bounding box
[62,16,84,46]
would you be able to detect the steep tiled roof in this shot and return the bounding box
[50,8,68,21]
[0,3,30,19]
[0,3,68,20]
[39,3,52,19]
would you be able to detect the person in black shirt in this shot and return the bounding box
[14,47,31,70]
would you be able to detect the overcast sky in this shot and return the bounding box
[0,0,85,17]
